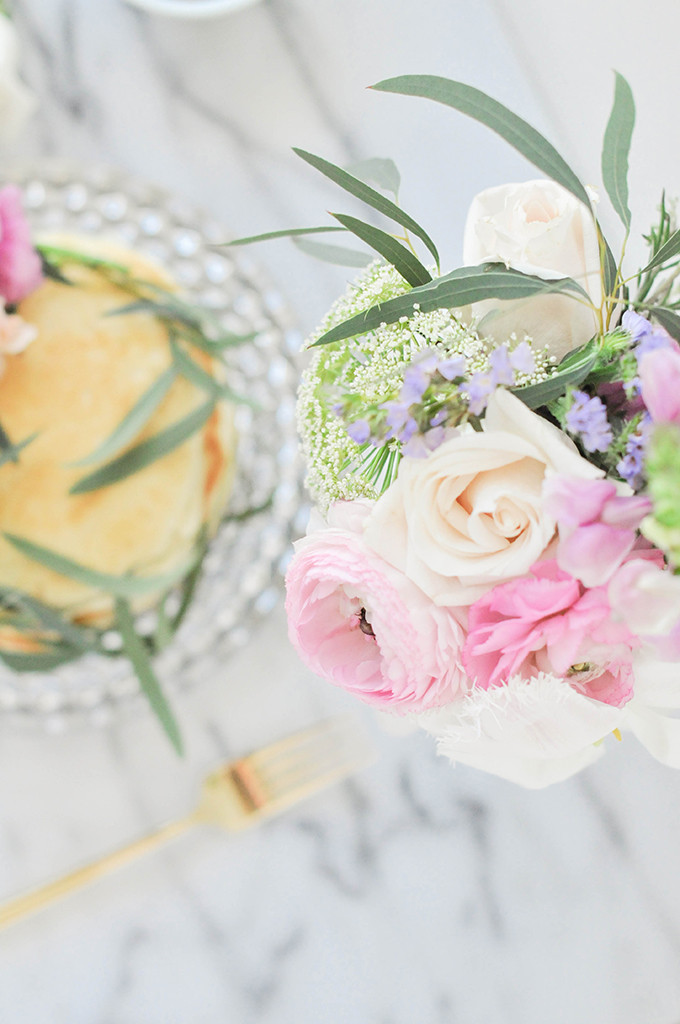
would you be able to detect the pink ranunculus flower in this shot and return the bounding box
[0,185,43,304]
[462,560,639,708]
[638,345,680,425]
[285,503,468,713]
[543,474,652,587]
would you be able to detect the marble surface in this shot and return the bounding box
[2,2,680,1022]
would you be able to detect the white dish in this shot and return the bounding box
[124,0,261,18]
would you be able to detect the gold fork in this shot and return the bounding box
[0,716,374,931]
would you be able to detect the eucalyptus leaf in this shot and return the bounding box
[647,306,680,341]
[0,645,82,673]
[601,72,635,230]
[70,366,179,467]
[330,212,432,286]
[511,341,599,409]
[70,399,215,494]
[345,157,401,196]
[314,263,590,346]
[293,148,440,269]
[3,533,196,598]
[225,226,347,246]
[0,586,102,653]
[292,236,374,268]
[169,336,257,407]
[39,254,73,286]
[0,430,37,468]
[371,75,591,209]
[638,228,680,276]
[115,597,183,755]
[36,243,130,275]
[602,232,619,299]
[106,299,201,330]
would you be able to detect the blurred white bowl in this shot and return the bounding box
[124,0,261,18]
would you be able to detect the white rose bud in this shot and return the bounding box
[463,179,602,361]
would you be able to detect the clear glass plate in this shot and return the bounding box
[0,161,307,732]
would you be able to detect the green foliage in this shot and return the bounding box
[601,72,635,230]
[313,264,589,347]
[370,75,592,209]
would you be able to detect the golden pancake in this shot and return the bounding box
[0,235,236,627]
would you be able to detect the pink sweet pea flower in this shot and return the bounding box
[638,345,680,425]
[0,185,43,304]
[285,503,467,713]
[462,560,639,708]
[543,475,651,587]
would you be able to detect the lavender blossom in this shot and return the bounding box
[509,341,536,375]
[383,400,418,443]
[489,345,515,386]
[465,372,495,415]
[617,416,652,490]
[437,356,466,381]
[346,418,371,444]
[400,364,430,404]
[623,309,676,361]
[565,390,614,453]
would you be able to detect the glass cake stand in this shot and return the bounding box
[0,161,307,732]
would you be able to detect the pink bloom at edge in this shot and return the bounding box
[638,345,680,424]
[462,560,639,708]
[0,185,43,304]
[543,474,652,586]
[285,506,467,713]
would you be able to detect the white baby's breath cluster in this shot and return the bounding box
[298,260,555,509]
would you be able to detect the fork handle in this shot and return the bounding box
[0,812,199,931]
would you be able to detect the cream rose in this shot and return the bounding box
[363,389,601,606]
[463,179,601,361]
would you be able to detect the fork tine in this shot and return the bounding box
[245,715,363,769]
[229,716,375,816]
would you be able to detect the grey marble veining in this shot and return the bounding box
[1,2,680,1023]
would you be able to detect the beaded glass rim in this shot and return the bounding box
[0,161,307,734]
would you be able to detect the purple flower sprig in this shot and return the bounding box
[564,390,614,454]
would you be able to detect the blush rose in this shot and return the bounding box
[285,503,467,713]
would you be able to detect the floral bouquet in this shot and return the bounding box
[235,73,680,787]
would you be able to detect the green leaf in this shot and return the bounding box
[105,299,201,330]
[638,228,680,275]
[0,587,102,653]
[3,533,195,599]
[0,645,82,673]
[647,306,680,341]
[602,231,619,298]
[39,254,73,286]
[345,157,401,196]
[115,598,183,755]
[313,263,590,346]
[371,75,591,210]
[293,148,440,269]
[169,335,257,407]
[70,366,179,467]
[36,243,130,275]
[225,226,347,246]
[511,340,599,409]
[601,72,635,230]
[70,399,215,494]
[292,236,374,268]
[330,212,432,287]
[0,430,38,468]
